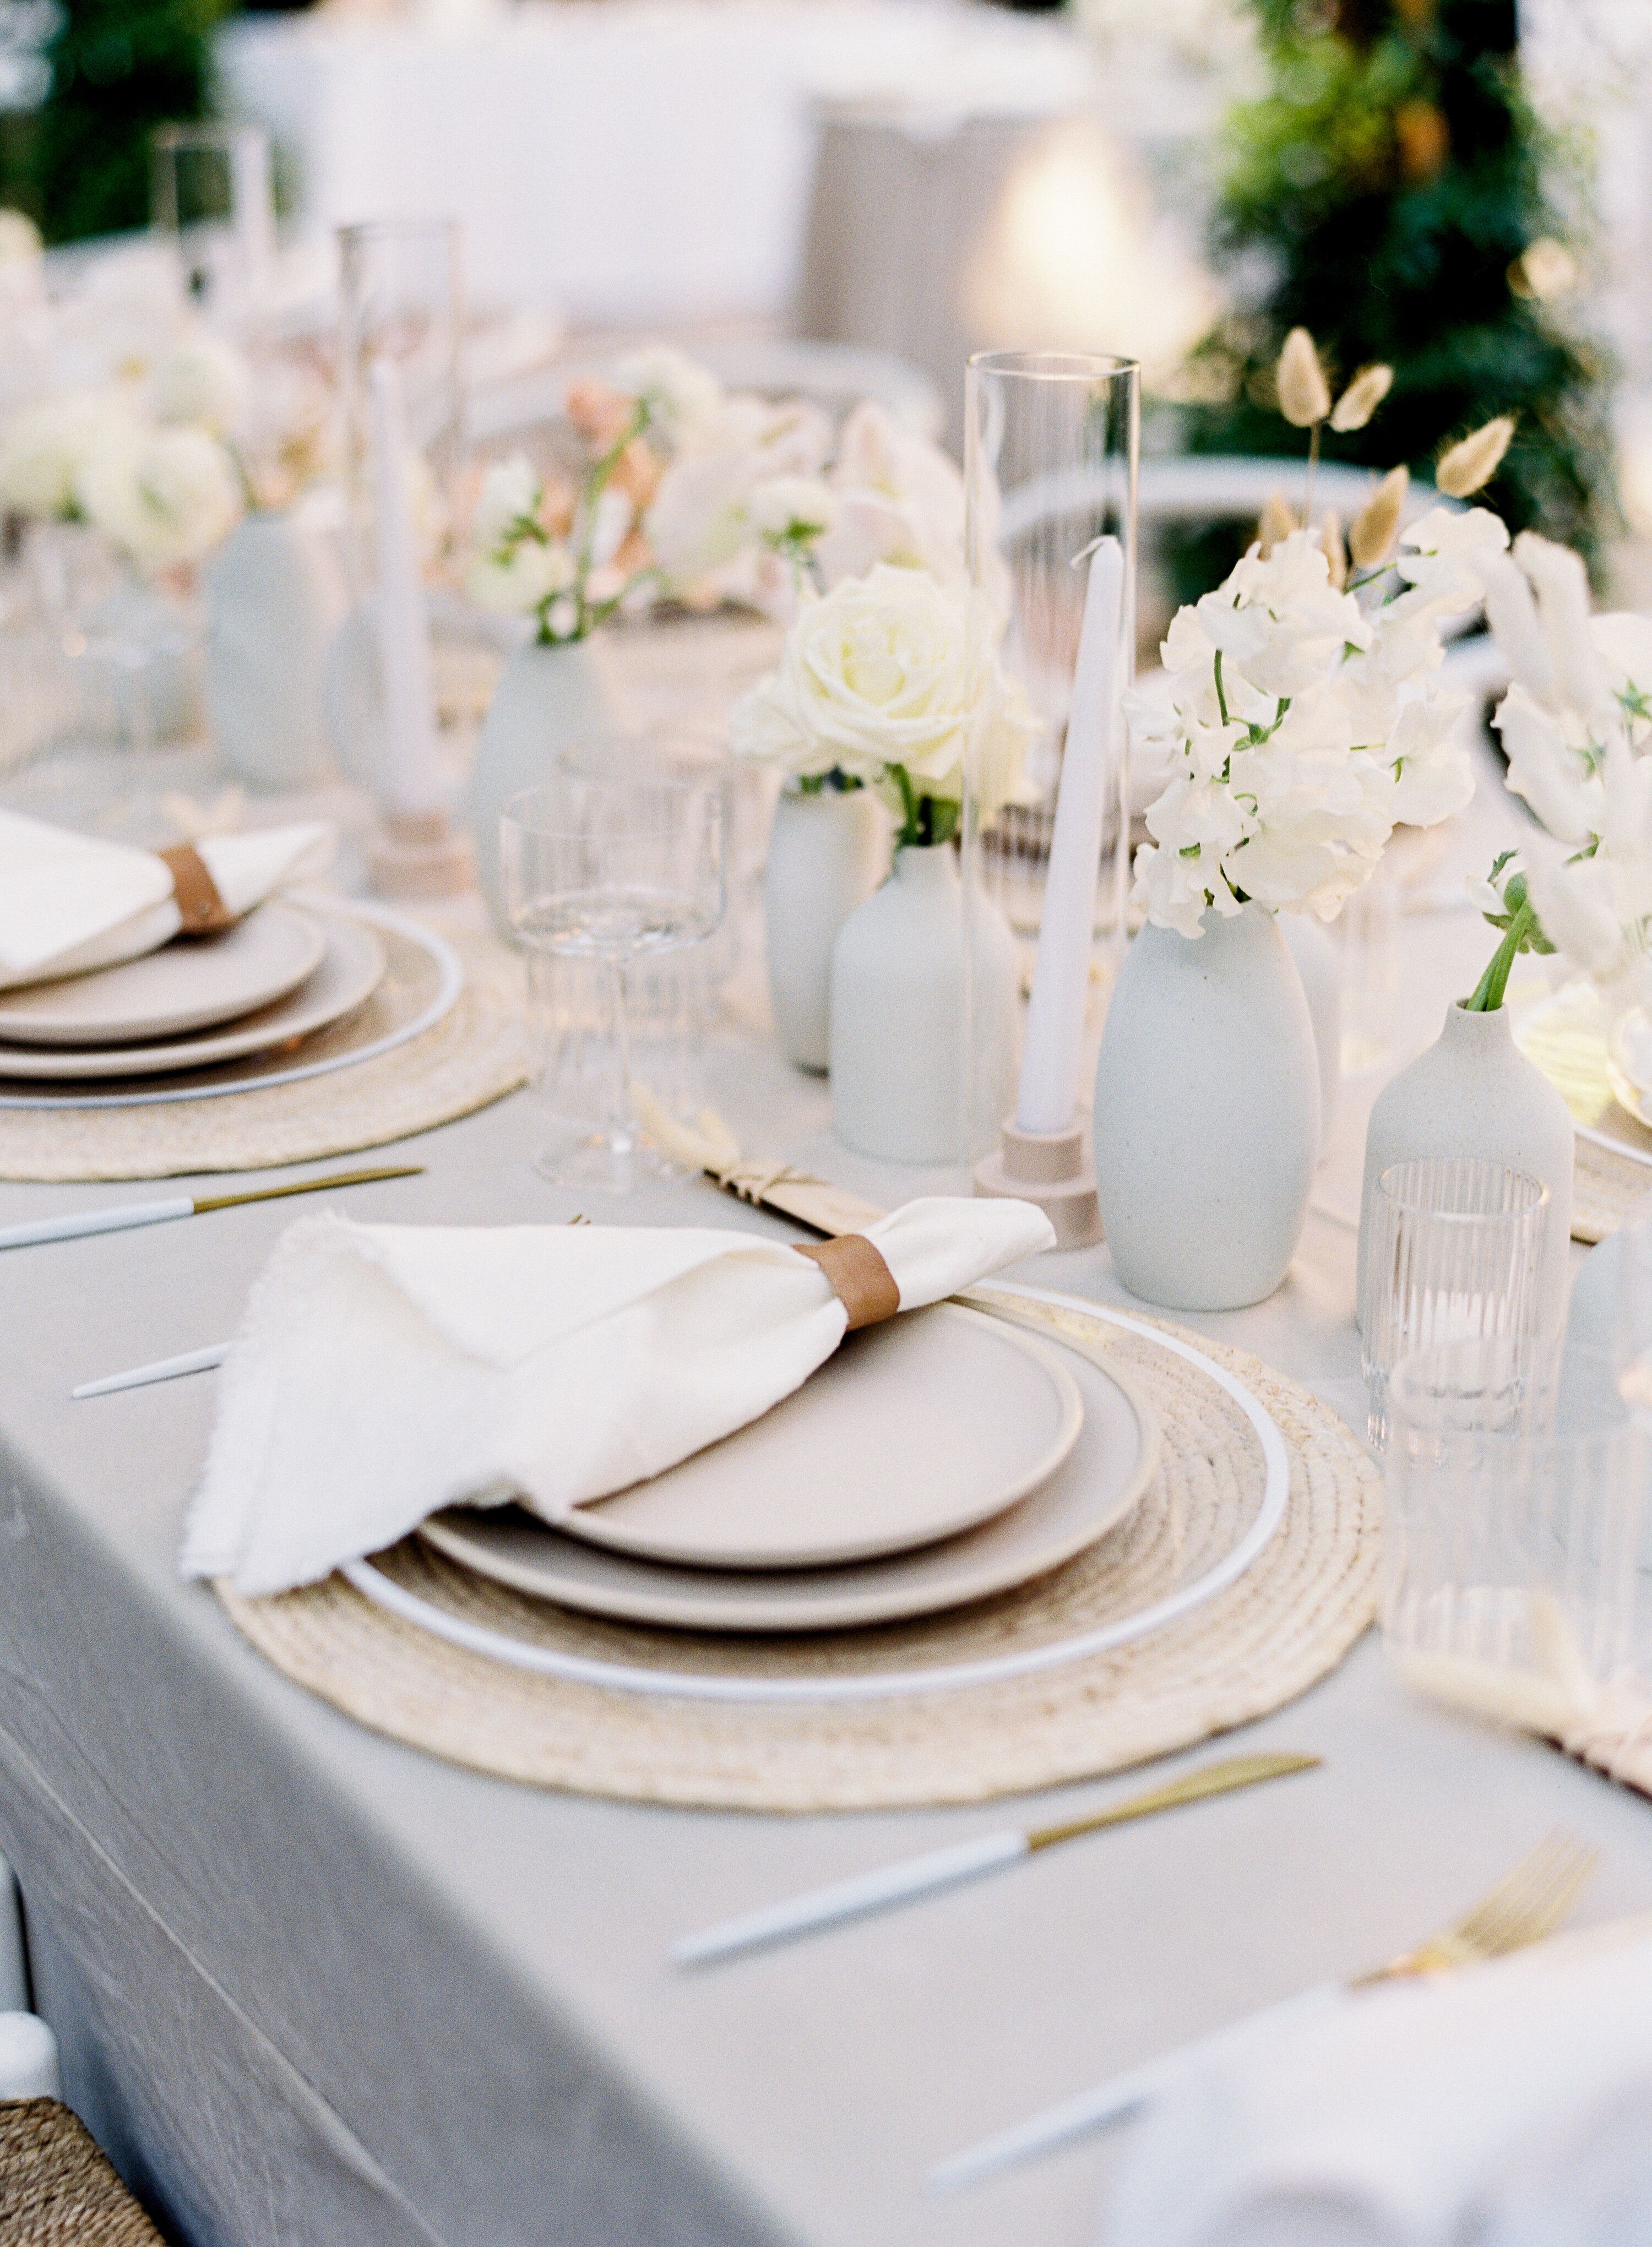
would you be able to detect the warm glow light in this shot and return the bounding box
[963,122,1215,380]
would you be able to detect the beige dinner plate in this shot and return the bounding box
[417,1332,1159,1633]
[554,1303,1084,1571]
[0,903,327,1047]
[0,915,388,1080]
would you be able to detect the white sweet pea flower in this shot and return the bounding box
[1393,504,1510,621]
[471,453,544,556]
[748,474,837,545]
[1492,683,1600,845]
[1384,684,1475,828]
[613,345,723,445]
[1513,530,1609,723]
[77,423,242,568]
[1593,613,1652,748]
[1523,844,1632,984]
[644,394,831,595]
[1132,839,1240,940]
[149,335,252,436]
[814,401,967,590]
[464,538,574,617]
[729,562,1036,817]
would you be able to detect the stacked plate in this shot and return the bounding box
[0,903,388,1086]
[417,1300,1161,1634]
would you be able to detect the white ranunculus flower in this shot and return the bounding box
[464,538,574,617]
[471,453,543,556]
[729,563,1036,814]
[149,335,252,436]
[0,392,126,519]
[613,345,724,445]
[77,425,242,568]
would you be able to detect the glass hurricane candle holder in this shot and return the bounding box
[959,348,1138,1217]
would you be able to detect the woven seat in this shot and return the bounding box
[0,2099,165,2246]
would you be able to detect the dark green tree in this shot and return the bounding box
[28,0,230,245]
[1174,0,1616,585]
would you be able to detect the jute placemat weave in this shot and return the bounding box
[0,922,528,1183]
[0,2100,165,2246]
[218,1301,1382,1811]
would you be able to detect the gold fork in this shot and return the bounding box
[1355,1829,1599,1985]
[930,1830,1600,2192]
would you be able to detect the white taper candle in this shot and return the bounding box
[367,356,445,818]
[1014,534,1124,1137]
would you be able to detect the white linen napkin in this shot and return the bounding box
[1101,1926,1652,2247]
[0,810,334,990]
[183,1196,1056,1596]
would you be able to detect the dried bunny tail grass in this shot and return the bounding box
[1437,416,1516,499]
[1321,509,1348,589]
[1257,491,1298,554]
[1349,466,1410,568]
[1329,363,1394,434]
[1276,328,1332,429]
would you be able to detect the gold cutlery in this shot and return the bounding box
[930,1829,1599,2191]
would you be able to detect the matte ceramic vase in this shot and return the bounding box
[468,636,615,937]
[829,842,1017,1164]
[1281,910,1341,1150]
[764,784,888,1071]
[1356,1000,1575,1344]
[1093,901,1321,1310]
[205,510,341,790]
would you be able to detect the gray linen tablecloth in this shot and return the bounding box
[5,800,1652,2247]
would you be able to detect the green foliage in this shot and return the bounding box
[28,0,231,245]
[1173,0,1617,594]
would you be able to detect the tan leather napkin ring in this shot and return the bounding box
[794,1235,900,1330]
[159,844,236,936]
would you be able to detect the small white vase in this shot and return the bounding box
[468,636,615,937]
[1281,911,1342,1150]
[1357,1000,1574,1343]
[1093,901,1321,1310]
[764,785,888,1071]
[204,510,341,790]
[829,842,1017,1164]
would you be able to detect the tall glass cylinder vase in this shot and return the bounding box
[336,217,465,602]
[960,349,1139,1207]
[151,122,276,336]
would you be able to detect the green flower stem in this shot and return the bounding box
[1464,897,1533,1012]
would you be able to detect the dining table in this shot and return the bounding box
[3,749,1652,2247]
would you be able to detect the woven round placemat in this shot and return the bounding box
[0,921,528,1182]
[0,2099,166,2246]
[218,1299,1382,1810]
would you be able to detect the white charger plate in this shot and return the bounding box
[553,1303,1083,1572]
[417,1334,1151,1633]
[350,1288,1291,1699]
[0,903,327,1048]
[0,916,385,1080]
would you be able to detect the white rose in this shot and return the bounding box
[729,563,1036,813]
[77,425,242,568]
[149,335,252,436]
[0,393,124,519]
[471,453,543,556]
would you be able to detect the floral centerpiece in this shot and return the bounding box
[727,561,1036,1155]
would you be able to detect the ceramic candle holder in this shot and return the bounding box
[974,1117,1102,1251]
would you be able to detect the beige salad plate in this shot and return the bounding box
[0,915,388,1080]
[0,903,327,1047]
[553,1302,1084,1570]
[418,1330,1158,1634]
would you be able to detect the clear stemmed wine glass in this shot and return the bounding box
[501,770,725,1191]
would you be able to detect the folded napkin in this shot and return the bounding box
[0,810,334,990]
[1102,1926,1652,2247]
[183,1196,1056,1596]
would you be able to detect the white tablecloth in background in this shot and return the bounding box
[217,0,1090,323]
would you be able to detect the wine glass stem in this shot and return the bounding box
[604,951,634,1155]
